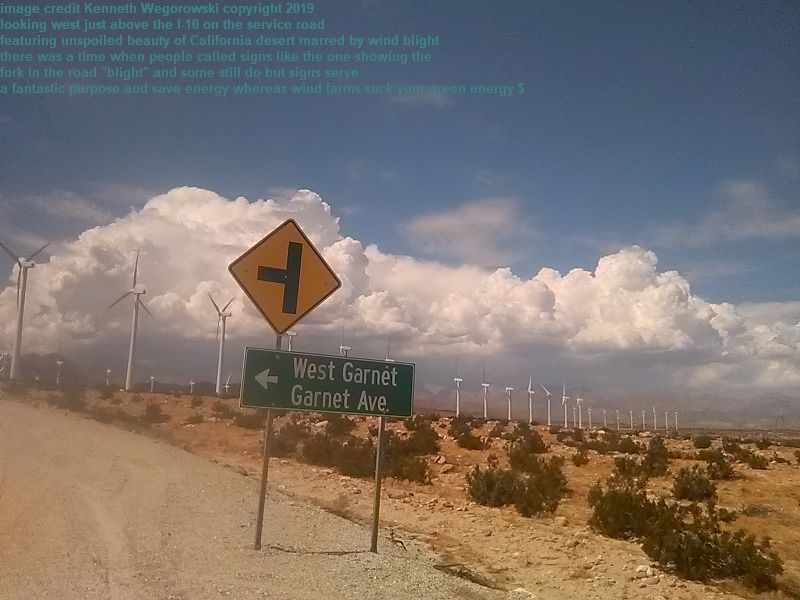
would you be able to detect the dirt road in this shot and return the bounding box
[0,399,508,600]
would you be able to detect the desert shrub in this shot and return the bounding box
[617,436,642,454]
[487,422,505,438]
[742,503,771,517]
[143,402,169,423]
[673,466,717,501]
[272,421,309,457]
[743,451,769,469]
[555,430,569,442]
[548,425,561,435]
[98,388,114,401]
[507,428,548,472]
[4,380,28,396]
[771,452,791,465]
[387,454,430,484]
[572,449,589,466]
[641,436,670,476]
[614,455,647,479]
[581,439,613,454]
[456,431,485,450]
[89,404,116,423]
[571,428,584,443]
[233,411,267,429]
[183,413,203,425]
[325,413,356,436]
[700,449,736,480]
[109,396,122,405]
[795,450,800,464]
[131,394,143,403]
[190,396,204,408]
[781,438,800,448]
[400,420,440,455]
[403,413,431,431]
[467,455,567,516]
[301,432,375,478]
[211,399,237,419]
[722,439,769,469]
[755,436,772,450]
[448,415,473,439]
[693,434,713,449]
[589,476,783,589]
[383,431,433,482]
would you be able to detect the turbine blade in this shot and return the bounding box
[220,297,234,313]
[132,250,140,287]
[0,241,20,263]
[208,292,221,314]
[26,241,51,262]
[139,297,153,317]
[225,372,231,385]
[108,290,133,309]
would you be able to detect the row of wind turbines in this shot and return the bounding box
[453,370,679,431]
[1,244,238,396]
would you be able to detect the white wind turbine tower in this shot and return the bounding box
[641,410,646,430]
[561,384,569,428]
[384,340,395,362]
[55,357,63,387]
[108,250,152,392]
[652,406,657,430]
[629,409,633,430]
[665,410,669,432]
[572,405,577,428]
[287,330,298,351]
[105,368,111,388]
[150,375,155,393]
[674,411,678,431]
[481,367,490,419]
[602,408,607,428]
[338,326,351,357]
[540,384,552,426]
[505,384,514,421]
[616,409,620,431]
[0,240,50,380]
[189,379,195,394]
[587,405,592,429]
[576,396,584,429]
[209,293,234,396]
[453,374,463,418]
[527,377,535,424]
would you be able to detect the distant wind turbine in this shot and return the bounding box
[481,367,490,419]
[641,410,646,430]
[189,379,195,394]
[561,384,569,428]
[106,368,111,388]
[505,384,514,421]
[587,405,592,429]
[150,375,155,393]
[540,384,552,426]
[576,396,584,429]
[0,240,50,380]
[652,406,657,430]
[616,409,620,431]
[665,410,669,432]
[287,330,298,351]
[453,361,463,418]
[602,408,607,429]
[224,372,231,394]
[629,409,633,430]
[108,250,152,391]
[527,377,535,424]
[384,340,395,362]
[209,293,234,396]
[674,411,678,431]
[338,326,350,357]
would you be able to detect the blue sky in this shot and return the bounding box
[0,2,798,397]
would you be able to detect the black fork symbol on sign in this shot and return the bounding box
[257,242,302,314]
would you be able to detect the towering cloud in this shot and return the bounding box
[1,187,797,393]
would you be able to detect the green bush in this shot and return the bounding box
[143,402,169,423]
[272,421,309,457]
[755,436,772,450]
[589,476,782,589]
[641,436,670,476]
[781,438,800,448]
[325,413,356,436]
[448,415,473,439]
[487,422,505,439]
[700,449,736,480]
[456,431,485,450]
[387,454,430,484]
[673,466,717,501]
[403,414,431,431]
[723,439,769,469]
[617,436,642,454]
[400,420,440,455]
[190,396,204,408]
[693,434,713,449]
[507,428,548,472]
[614,455,647,479]
[211,399,237,419]
[301,432,375,478]
[572,449,589,466]
[467,455,567,517]
[233,411,267,429]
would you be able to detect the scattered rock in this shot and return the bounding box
[314,420,328,429]
[435,455,447,464]
[440,464,455,474]
[509,588,538,599]
[387,490,412,500]
[554,516,567,527]
[635,565,648,573]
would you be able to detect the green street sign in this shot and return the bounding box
[240,348,414,418]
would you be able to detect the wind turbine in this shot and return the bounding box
[540,384,552,426]
[105,368,111,388]
[561,384,569,428]
[576,396,584,429]
[587,405,592,429]
[338,326,351,357]
[602,408,607,428]
[629,409,633,430]
[150,375,155,393]
[527,377,535,424]
[189,379,195,394]
[108,250,152,392]
[505,384,514,421]
[616,409,620,431]
[652,406,657,430]
[453,374,463,418]
[224,372,232,394]
[641,410,646,430]
[481,367,490,419]
[55,357,63,387]
[384,340,395,362]
[674,412,678,431]
[572,405,577,428]
[209,293,234,396]
[665,410,669,432]
[0,240,50,380]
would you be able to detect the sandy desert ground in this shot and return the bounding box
[3,384,800,599]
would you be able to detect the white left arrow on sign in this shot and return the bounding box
[255,368,279,390]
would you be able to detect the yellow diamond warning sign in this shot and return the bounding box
[228,219,341,335]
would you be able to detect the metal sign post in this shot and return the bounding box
[254,334,282,550]
[370,415,386,553]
